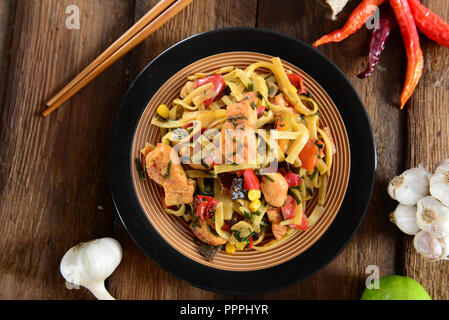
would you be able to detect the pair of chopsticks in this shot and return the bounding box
[43,0,194,117]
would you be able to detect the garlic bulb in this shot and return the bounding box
[60,237,122,300]
[429,158,449,207]
[389,204,420,235]
[387,166,431,206]
[414,231,449,261]
[416,196,449,238]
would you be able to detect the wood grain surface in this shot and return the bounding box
[0,0,447,300]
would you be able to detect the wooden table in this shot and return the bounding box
[1,0,448,300]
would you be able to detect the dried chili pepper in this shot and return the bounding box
[358,6,396,79]
[408,0,449,49]
[313,0,387,47]
[389,0,424,109]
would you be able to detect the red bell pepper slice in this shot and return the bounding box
[243,169,260,190]
[196,74,225,107]
[247,237,253,249]
[194,195,219,219]
[298,138,319,171]
[287,73,307,95]
[256,106,266,118]
[281,195,297,220]
[290,213,309,231]
[284,172,302,188]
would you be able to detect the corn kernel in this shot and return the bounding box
[157,104,170,119]
[226,242,236,253]
[249,199,261,212]
[248,189,261,201]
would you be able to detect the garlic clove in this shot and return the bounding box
[389,204,420,235]
[416,196,449,238]
[60,237,122,300]
[387,166,431,206]
[435,158,449,175]
[430,159,449,207]
[414,231,449,261]
[414,231,443,260]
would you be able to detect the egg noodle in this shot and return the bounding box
[138,57,336,260]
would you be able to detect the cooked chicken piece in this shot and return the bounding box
[193,219,227,246]
[272,93,289,108]
[146,143,195,206]
[266,206,287,240]
[261,173,289,207]
[221,92,258,163]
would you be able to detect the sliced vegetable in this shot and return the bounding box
[287,73,307,95]
[290,213,309,231]
[196,240,223,262]
[284,172,302,187]
[298,138,319,171]
[257,105,266,118]
[281,195,297,220]
[247,237,253,248]
[243,169,261,190]
[194,195,219,219]
[230,177,245,200]
[135,158,146,181]
[196,74,226,107]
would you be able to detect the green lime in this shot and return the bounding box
[361,275,431,300]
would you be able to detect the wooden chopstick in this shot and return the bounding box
[43,0,194,117]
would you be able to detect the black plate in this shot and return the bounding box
[108,27,377,295]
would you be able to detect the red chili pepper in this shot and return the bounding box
[390,0,424,109]
[256,105,266,118]
[243,169,260,190]
[408,0,449,48]
[290,213,309,231]
[194,195,219,219]
[281,195,297,220]
[313,0,387,47]
[358,5,396,79]
[284,172,302,188]
[287,73,307,95]
[196,75,225,107]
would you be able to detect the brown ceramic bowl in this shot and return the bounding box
[131,52,350,271]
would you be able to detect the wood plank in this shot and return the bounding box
[0,0,134,299]
[404,0,449,301]
[107,0,258,300]
[0,0,16,112]
[252,0,405,299]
